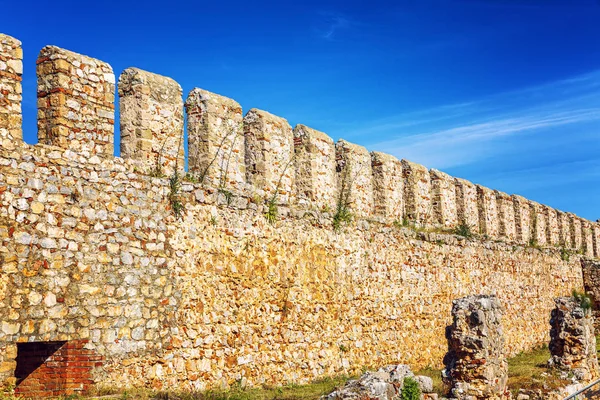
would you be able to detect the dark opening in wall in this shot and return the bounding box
[15,341,66,385]
[14,339,101,398]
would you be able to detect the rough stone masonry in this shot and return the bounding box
[549,297,599,381]
[0,33,598,397]
[443,295,510,400]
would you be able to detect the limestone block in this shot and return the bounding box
[430,169,457,228]
[530,201,547,246]
[545,206,560,246]
[0,34,22,145]
[443,295,509,400]
[186,88,245,191]
[244,108,294,203]
[371,152,403,220]
[477,185,499,238]
[549,297,599,381]
[513,195,532,245]
[293,124,336,211]
[582,220,594,258]
[324,364,418,399]
[37,46,115,156]
[455,178,479,231]
[495,191,516,242]
[335,139,373,217]
[401,159,431,226]
[119,68,184,176]
[568,214,583,251]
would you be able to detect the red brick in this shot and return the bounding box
[15,340,101,398]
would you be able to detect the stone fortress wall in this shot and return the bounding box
[0,33,598,395]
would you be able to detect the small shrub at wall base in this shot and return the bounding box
[528,238,541,250]
[560,247,570,262]
[332,205,352,232]
[572,289,592,311]
[169,171,184,219]
[184,173,199,184]
[265,197,278,224]
[218,187,233,205]
[401,377,421,400]
[454,222,473,238]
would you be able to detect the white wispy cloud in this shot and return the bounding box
[316,13,353,41]
[480,158,600,192]
[323,16,349,40]
[348,69,600,170]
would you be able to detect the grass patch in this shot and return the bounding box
[507,344,570,396]
[199,377,349,400]
[85,376,351,400]
[16,336,600,400]
[414,367,445,395]
[417,339,600,397]
[572,289,592,311]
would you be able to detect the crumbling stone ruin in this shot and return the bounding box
[443,295,510,400]
[582,259,600,328]
[323,364,435,400]
[1,32,600,397]
[548,296,599,381]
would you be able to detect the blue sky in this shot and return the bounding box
[4,0,600,220]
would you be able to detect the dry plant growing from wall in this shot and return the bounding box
[168,134,184,219]
[265,154,295,224]
[149,133,171,178]
[217,123,243,186]
[454,222,474,238]
[196,123,241,187]
[333,147,362,232]
[333,163,353,232]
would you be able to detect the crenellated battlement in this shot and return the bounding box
[294,124,336,210]
[371,151,403,219]
[495,190,516,241]
[119,67,184,176]
[1,33,598,256]
[430,169,457,228]
[186,88,245,191]
[335,139,373,217]
[0,34,22,147]
[244,108,295,203]
[0,33,598,397]
[36,46,115,157]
